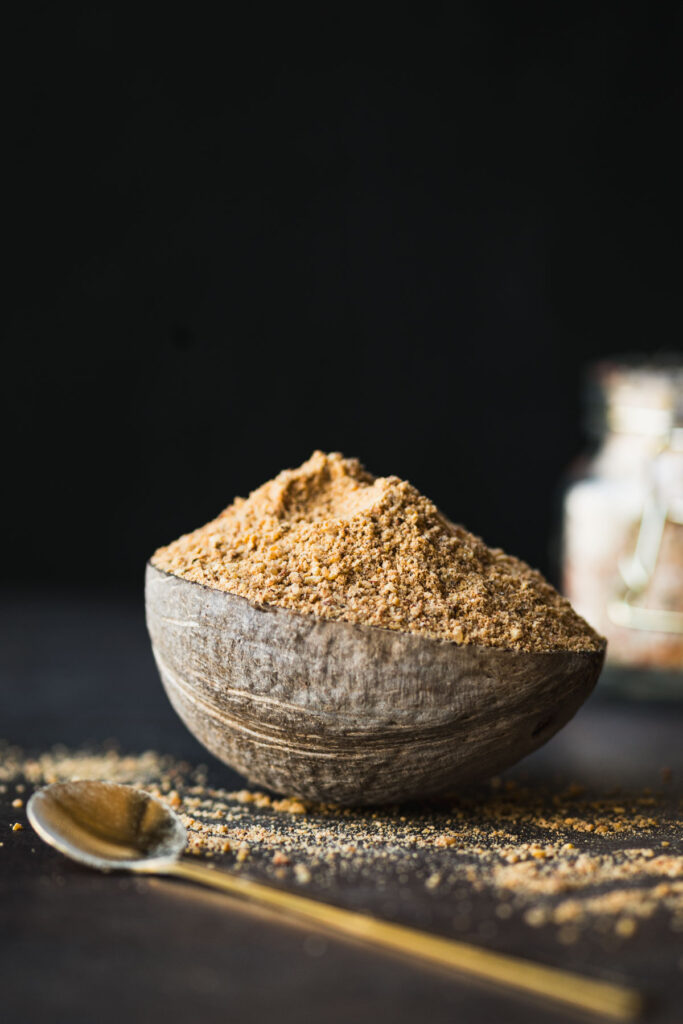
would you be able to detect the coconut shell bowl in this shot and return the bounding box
[145,564,605,806]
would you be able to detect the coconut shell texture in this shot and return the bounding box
[145,564,604,804]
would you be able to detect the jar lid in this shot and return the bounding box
[585,356,683,437]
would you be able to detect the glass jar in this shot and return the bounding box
[561,358,683,694]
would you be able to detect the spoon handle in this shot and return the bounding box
[166,859,640,1020]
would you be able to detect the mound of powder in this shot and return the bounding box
[151,451,603,654]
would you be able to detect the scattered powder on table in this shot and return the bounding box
[2,744,681,945]
[152,451,602,654]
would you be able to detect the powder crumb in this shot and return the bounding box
[272,798,307,815]
[294,864,312,884]
[152,452,603,654]
[615,917,637,938]
[524,907,549,927]
[11,798,23,808]
[11,823,23,831]
[3,742,681,950]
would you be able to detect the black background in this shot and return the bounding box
[5,4,682,590]
[4,14,683,1020]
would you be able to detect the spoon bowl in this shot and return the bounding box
[145,564,605,805]
[27,780,186,871]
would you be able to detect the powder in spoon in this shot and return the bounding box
[151,451,602,654]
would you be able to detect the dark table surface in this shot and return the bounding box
[2,587,682,1024]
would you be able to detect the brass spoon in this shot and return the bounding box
[28,780,640,1021]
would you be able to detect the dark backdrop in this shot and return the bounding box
[5,5,681,590]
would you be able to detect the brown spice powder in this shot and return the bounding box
[4,745,681,945]
[152,451,602,654]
